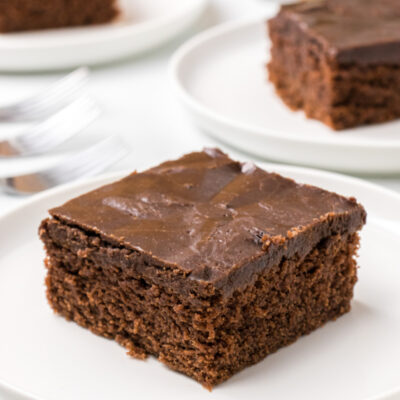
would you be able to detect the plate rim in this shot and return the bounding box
[0,0,208,71]
[0,0,208,50]
[169,14,400,150]
[1,164,400,400]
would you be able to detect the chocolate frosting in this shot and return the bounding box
[280,0,400,65]
[50,150,366,293]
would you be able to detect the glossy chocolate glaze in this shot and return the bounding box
[278,0,400,65]
[50,150,366,292]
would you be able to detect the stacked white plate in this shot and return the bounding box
[170,10,400,174]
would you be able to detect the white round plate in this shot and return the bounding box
[170,14,400,174]
[0,0,207,71]
[1,163,400,400]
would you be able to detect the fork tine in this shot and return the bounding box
[1,137,128,195]
[0,97,101,157]
[47,137,128,183]
[14,69,89,114]
[17,98,100,154]
[0,67,90,122]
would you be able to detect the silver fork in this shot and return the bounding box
[1,136,129,195]
[0,67,89,122]
[0,97,101,157]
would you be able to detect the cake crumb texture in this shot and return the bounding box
[268,0,400,130]
[41,219,360,388]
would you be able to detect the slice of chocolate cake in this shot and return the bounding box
[268,0,400,130]
[0,0,119,33]
[39,149,366,388]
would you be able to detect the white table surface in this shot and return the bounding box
[1,0,400,217]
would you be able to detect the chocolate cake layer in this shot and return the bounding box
[268,0,400,130]
[39,149,367,388]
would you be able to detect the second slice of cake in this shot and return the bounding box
[39,149,366,388]
[268,0,400,130]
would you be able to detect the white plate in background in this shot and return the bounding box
[170,16,400,174]
[0,0,207,71]
[0,163,399,400]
